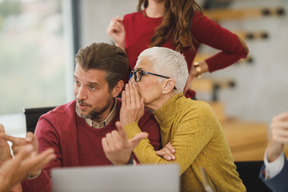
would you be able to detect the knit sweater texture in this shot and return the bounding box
[124,93,246,192]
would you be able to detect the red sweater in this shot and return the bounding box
[22,99,160,192]
[123,11,248,76]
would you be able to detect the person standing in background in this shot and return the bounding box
[106,0,249,98]
[260,111,288,192]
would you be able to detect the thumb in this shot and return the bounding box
[130,132,148,148]
[0,124,5,133]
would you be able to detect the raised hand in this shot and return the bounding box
[106,16,125,50]
[0,124,12,162]
[0,144,55,192]
[102,121,148,165]
[267,111,288,162]
[120,83,145,126]
[0,132,40,176]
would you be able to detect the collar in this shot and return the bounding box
[153,92,183,124]
[85,98,117,129]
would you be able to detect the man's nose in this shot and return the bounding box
[76,86,88,100]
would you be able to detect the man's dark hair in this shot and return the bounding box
[75,42,129,91]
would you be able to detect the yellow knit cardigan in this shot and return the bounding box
[124,93,246,192]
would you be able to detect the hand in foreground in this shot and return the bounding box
[0,132,40,176]
[267,111,288,162]
[0,124,12,162]
[156,142,176,161]
[102,121,148,165]
[0,144,55,192]
[106,16,125,50]
[120,83,145,126]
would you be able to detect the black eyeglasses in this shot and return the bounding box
[130,70,177,90]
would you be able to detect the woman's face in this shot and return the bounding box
[130,57,163,109]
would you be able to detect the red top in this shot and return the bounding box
[22,99,160,192]
[123,11,248,74]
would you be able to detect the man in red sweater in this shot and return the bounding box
[7,42,160,192]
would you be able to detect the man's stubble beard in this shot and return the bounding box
[76,97,113,121]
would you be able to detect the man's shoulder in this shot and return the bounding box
[42,100,76,120]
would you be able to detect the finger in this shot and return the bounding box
[113,21,124,32]
[161,148,176,160]
[14,145,34,162]
[115,121,128,141]
[115,16,123,21]
[124,84,131,105]
[0,134,26,145]
[105,133,116,151]
[23,148,55,171]
[272,112,288,122]
[0,124,5,133]
[25,132,34,142]
[121,90,126,106]
[128,83,136,106]
[130,132,148,148]
[156,150,165,156]
[271,121,288,130]
[111,130,124,148]
[131,83,143,110]
[132,83,141,101]
[102,138,110,153]
[165,142,176,153]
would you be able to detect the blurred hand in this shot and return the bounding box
[0,132,40,176]
[0,124,12,162]
[267,111,288,162]
[106,16,125,50]
[0,144,55,192]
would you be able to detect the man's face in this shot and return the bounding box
[130,57,162,109]
[73,65,114,122]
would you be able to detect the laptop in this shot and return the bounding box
[51,164,180,192]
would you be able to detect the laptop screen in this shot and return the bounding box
[52,164,180,192]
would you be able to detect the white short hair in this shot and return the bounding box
[135,47,189,93]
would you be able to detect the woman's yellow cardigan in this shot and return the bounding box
[124,93,246,192]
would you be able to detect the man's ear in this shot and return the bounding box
[112,80,124,97]
[162,79,176,94]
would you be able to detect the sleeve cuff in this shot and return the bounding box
[27,169,42,180]
[263,149,285,179]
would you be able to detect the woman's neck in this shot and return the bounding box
[145,92,175,112]
[146,0,165,18]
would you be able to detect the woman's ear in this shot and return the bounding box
[162,79,176,94]
[112,80,124,97]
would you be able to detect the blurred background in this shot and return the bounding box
[0,0,288,160]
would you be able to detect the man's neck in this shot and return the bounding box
[146,0,165,18]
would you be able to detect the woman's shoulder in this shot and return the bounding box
[124,11,144,20]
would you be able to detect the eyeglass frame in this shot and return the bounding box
[130,69,177,90]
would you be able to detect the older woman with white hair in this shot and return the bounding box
[102,47,246,192]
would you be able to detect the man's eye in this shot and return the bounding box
[75,80,80,86]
